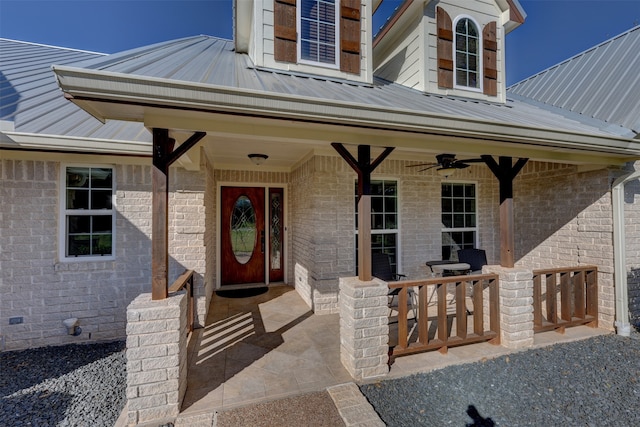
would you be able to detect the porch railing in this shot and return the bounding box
[389,273,500,360]
[168,269,195,333]
[532,266,598,333]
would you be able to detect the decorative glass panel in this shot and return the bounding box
[270,192,282,270]
[231,195,256,265]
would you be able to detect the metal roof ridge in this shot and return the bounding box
[508,25,640,89]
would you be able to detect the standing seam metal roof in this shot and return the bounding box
[2,32,637,143]
[508,26,640,135]
[0,39,150,142]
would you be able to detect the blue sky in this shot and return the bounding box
[0,0,638,85]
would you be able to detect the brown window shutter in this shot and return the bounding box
[274,0,297,63]
[437,7,453,89]
[340,0,361,74]
[483,21,498,96]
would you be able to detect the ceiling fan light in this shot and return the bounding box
[436,167,456,177]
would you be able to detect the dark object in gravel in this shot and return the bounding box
[216,391,345,427]
[361,334,640,427]
[1,341,126,427]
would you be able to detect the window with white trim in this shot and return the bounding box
[62,166,115,259]
[454,17,480,89]
[441,182,477,260]
[355,180,399,275]
[299,0,339,66]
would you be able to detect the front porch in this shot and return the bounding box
[176,284,608,420]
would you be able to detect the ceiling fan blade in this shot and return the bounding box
[458,158,485,163]
[406,162,437,168]
[417,165,439,172]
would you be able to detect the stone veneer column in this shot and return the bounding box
[125,292,187,425]
[485,266,534,349]
[339,277,389,380]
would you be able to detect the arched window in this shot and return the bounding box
[455,17,480,89]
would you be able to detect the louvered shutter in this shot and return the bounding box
[340,0,361,74]
[437,7,454,88]
[483,21,498,96]
[274,0,297,63]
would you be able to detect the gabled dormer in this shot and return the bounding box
[373,0,525,103]
[235,0,380,84]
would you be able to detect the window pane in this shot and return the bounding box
[68,235,92,256]
[442,184,452,197]
[372,214,384,229]
[465,199,475,212]
[442,214,452,228]
[442,198,452,213]
[93,215,112,233]
[384,214,397,229]
[452,184,464,197]
[67,167,89,188]
[91,190,112,210]
[370,181,383,195]
[67,189,89,209]
[465,185,475,197]
[91,168,112,188]
[384,182,397,196]
[453,214,465,228]
[384,197,396,213]
[68,216,90,234]
[466,214,476,227]
[94,235,112,255]
[371,197,383,213]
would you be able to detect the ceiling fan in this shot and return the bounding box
[407,153,485,173]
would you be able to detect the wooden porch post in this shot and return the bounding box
[151,129,207,300]
[331,143,394,281]
[482,156,528,268]
[152,128,174,300]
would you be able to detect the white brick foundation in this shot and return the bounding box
[125,293,187,425]
[339,277,389,380]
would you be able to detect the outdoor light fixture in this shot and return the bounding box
[436,167,456,178]
[248,153,268,165]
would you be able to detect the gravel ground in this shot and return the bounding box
[361,333,640,426]
[0,341,126,427]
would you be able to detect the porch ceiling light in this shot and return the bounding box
[436,167,456,177]
[248,153,268,165]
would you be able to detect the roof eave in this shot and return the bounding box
[52,65,640,165]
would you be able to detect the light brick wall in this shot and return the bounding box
[514,163,615,329]
[624,162,640,327]
[289,155,499,313]
[0,158,206,350]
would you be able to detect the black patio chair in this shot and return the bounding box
[371,252,416,321]
[457,248,488,275]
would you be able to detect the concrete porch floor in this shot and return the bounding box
[178,284,610,419]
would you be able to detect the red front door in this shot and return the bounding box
[221,187,265,285]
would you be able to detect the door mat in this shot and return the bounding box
[215,287,268,298]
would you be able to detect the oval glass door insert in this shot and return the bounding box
[230,195,256,264]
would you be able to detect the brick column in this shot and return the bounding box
[339,277,389,380]
[125,292,187,425]
[485,266,534,349]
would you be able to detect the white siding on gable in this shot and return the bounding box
[251,0,373,84]
[374,15,424,90]
[425,0,506,101]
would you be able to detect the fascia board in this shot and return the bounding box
[1,131,151,156]
[52,65,640,159]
